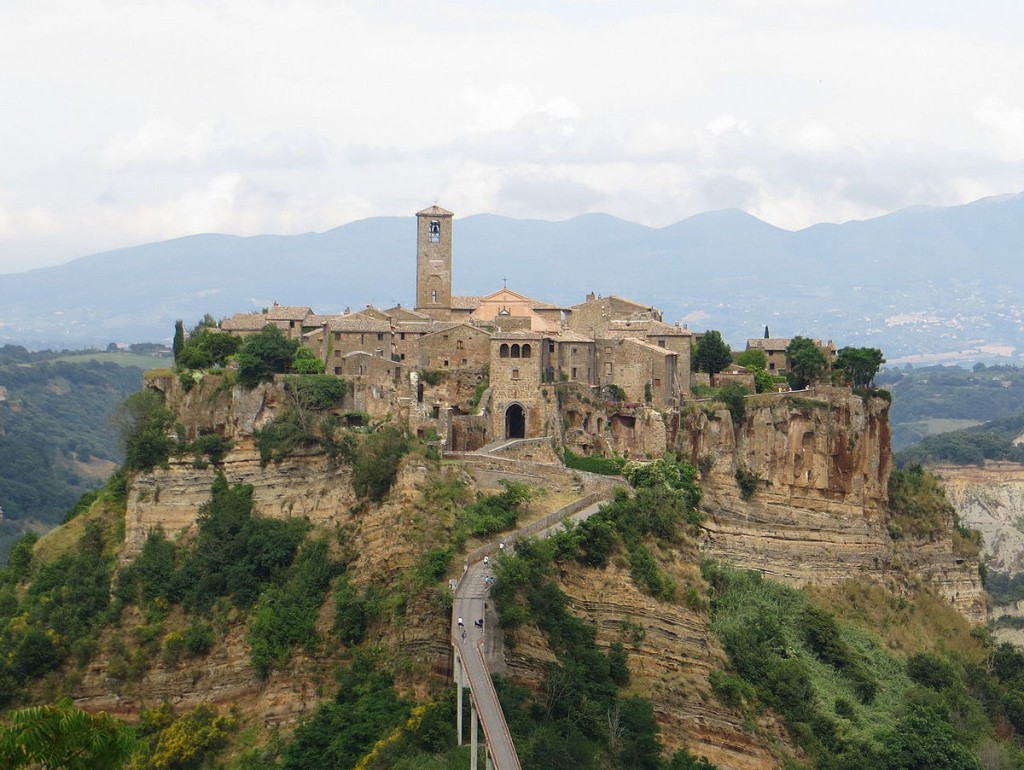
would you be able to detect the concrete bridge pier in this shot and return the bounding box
[455,650,464,745]
[470,705,479,770]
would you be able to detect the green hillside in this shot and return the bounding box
[0,347,146,560]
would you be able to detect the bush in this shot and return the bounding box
[563,448,626,475]
[236,325,300,388]
[735,466,761,500]
[283,374,346,409]
[183,621,214,656]
[248,538,338,678]
[459,480,531,537]
[351,428,411,502]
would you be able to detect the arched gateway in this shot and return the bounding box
[504,403,526,439]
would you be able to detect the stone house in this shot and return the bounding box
[745,336,837,374]
[266,304,316,340]
[417,323,491,371]
[317,313,393,368]
[566,294,663,337]
[220,312,272,336]
[596,337,677,408]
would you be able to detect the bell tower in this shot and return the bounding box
[415,205,454,319]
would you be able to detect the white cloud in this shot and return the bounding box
[974,97,1024,161]
[2,0,1024,268]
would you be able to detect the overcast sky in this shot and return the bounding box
[1,0,1022,273]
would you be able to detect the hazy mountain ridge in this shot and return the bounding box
[3,193,1023,362]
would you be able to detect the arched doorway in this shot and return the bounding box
[504,403,526,439]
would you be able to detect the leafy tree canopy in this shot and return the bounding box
[834,346,885,388]
[694,330,732,374]
[237,325,301,388]
[785,336,829,389]
[735,348,767,370]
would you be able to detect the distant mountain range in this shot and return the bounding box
[3,193,1024,363]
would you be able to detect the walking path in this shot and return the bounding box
[450,489,618,769]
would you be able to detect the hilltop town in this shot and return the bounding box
[215,206,832,458]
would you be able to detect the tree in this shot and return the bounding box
[0,698,141,769]
[236,325,300,388]
[694,330,732,374]
[736,348,767,370]
[834,347,885,388]
[110,389,176,471]
[785,337,828,389]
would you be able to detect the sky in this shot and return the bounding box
[1,0,1023,273]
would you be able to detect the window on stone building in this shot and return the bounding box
[457,339,464,349]
[654,378,661,387]
[571,347,577,357]
[431,290,437,303]
[571,367,577,379]
[335,332,341,342]
[432,405,441,418]
[334,350,340,358]
[400,332,406,340]
[511,344,521,358]
[511,368,520,380]
[604,362,612,375]
[604,346,611,353]
[377,333,384,341]
[429,219,440,242]
[400,353,405,360]
[658,340,666,348]
[548,342,554,353]
[360,334,365,345]
[500,344,510,358]
[462,358,468,366]
[443,359,449,367]
[522,344,531,359]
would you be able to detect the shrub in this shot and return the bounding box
[236,325,300,388]
[283,374,346,409]
[717,384,750,425]
[709,669,756,709]
[563,448,626,475]
[183,621,214,656]
[735,466,761,499]
[459,480,531,537]
[351,427,411,502]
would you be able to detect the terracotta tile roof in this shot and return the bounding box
[609,319,691,336]
[266,305,314,321]
[419,323,491,341]
[553,329,594,343]
[623,337,676,356]
[221,313,270,332]
[327,313,393,333]
[384,305,431,321]
[569,294,652,311]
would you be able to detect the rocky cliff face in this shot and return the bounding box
[672,390,985,624]
[934,462,1024,574]
[84,377,987,768]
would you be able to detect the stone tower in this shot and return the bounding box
[415,205,454,319]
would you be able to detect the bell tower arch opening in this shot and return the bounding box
[504,403,526,439]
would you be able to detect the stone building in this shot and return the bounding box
[215,205,710,453]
